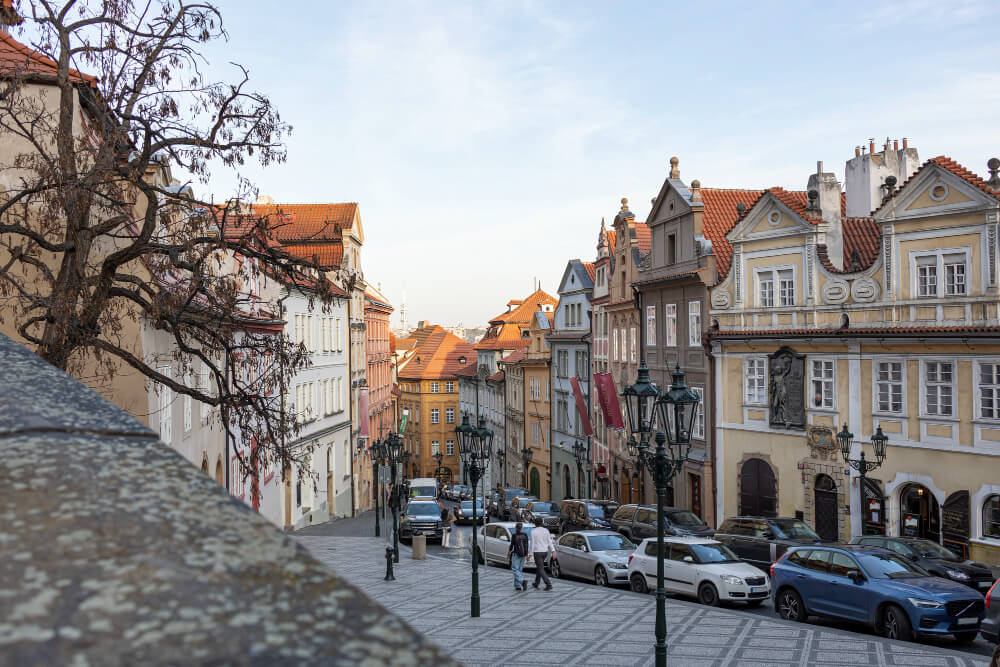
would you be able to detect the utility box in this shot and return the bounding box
[411,533,427,560]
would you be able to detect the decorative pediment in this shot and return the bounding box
[875,160,999,221]
[727,193,812,244]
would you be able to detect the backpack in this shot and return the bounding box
[511,532,529,557]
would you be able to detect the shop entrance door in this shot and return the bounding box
[899,484,941,542]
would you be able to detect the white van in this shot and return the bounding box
[408,477,438,500]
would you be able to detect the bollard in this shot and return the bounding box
[384,544,395,581]
[411,531,427,560]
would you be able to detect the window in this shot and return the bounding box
[745,357,766,405]
[810,360,835,409]
[431,441,440,455]
[945,255,966,295]
[665,304,676,347]
[924,361,954,416]
[558,350,569,378]
[430,409,439,424]
[446,440,455,456]
[876,361,904,414]
[630,327,636,362]
[531,421,541,446]
[917,256,937,297]
[688,301,701,346]
[530,377,540,400]
[779,271,794,306]
[759,274,774,308]
[646,305,656,346]
[157,366,172,444]
[692,387,704,439]
[613,329,619,360]
[575,350,587,380]
[430,382,439,393]
[233,457,245,498]
[984,496,1000,538]
[756,268,793,308]
[980,362,1000,420]
[446,408,455,424]
[446,381,455,393]
[667,233,676,265]
[914,249,970,298]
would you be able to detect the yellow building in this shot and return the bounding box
[708,144,1000,565]
[521,310,554,500]
[396,325,475,483]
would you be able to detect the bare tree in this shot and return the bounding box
[0,0,341,496]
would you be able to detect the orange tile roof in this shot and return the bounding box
[842,217,880,270]
[876,156,1000,215]
[398,326,475,380]
[488,370,504,383]
[477,288,557,350]
[251,203,358,242]
[499,349,526,365]
[0,31,96,85]
[605,229,617,251]
[635,222,651,254]
[698,188,765,279]
[583,262,596,283]
[282,243,343,269]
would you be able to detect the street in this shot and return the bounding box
[297,501,998,661]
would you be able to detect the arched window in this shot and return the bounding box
[984,495,1000,538]
[529,467,540,498]
[739,458,777,517]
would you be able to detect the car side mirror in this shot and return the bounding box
[683,556,694,563]
[848,571,865,584]
[500,535,509,542]
[581,545,589,553]
[762,530,774,539]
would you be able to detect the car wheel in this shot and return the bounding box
[630,572,648,594]
[882,604,913,642]
[991,643,1000,667]
[777,589,806,622]
[952,632,977,645]
[698,582,720,607]
[745,599,764,608]
[595,566,609,587]
[551,559,562,578]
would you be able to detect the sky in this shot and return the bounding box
[191,0,1000,328]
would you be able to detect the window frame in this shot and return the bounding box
[984,495,1000,539]
[921,359,956,418]
[688,301,701,347]
[809,358,836,411]
[744,356,767,406]
[664,304,677,348]
[646,305,656,347]
[975,359,1000,422]
[910,247,971,299]
[753,265,795,309]
[873,358,906,416]
[691,387,705,440]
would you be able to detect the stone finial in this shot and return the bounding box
[987,158,1000,192]
[600,216,606,229]
[736,202,747,216]
[620,197,629,211]
[690,179,702,202]
[669,156,680,179]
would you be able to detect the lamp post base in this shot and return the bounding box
[384,545,395,581]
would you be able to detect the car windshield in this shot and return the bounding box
[666,511,705,527]
[411,486,436,498]
[460,501,482,511]
[406,502,439,516]
[587,534,635,551]
[770,519,820,540]
[505,489,529,501]
[531,502,556,513]
[856,552,931,579]
[690,543,739,563]
[912,540,959,560]
[518,497,537,507]
[587,504,609,518]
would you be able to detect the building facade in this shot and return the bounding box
[521,310,554,499]
[364,286,394,511]
[498,349,526,488]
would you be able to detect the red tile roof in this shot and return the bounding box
[876,156,1000,215]
[499,349,526,365]
[397,326,475,380]
[0,31,96,85]
[583,262,596,283]
[488,370,504,383]
[698,188,766,279]
[818,217,881,274]
[282,243,343,269]
[635,222,651,254]
[477,289,557,350]
[605,229,617,251]
[251,203,358,242]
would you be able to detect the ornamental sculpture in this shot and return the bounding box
[768,347,806,430]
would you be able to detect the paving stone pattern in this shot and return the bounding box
[298,536,989,667]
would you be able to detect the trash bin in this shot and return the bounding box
[411,532,427,560]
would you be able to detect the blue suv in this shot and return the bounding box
[771,544,985,643]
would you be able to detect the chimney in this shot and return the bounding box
[807,161,841,224]
[690,179,702,202]
[845,137,920,217]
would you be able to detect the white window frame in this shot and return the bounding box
[646,305,656,347]
[446,440,455,456]
[744,356,767,406]
[688,301,701,347]
[753,265,795,309]
[431,441,440,456]
[910,247,971,299]
[630,327,636,363]
[976,359,1000,422]
[430,382,439,393]
[691,387,704,440]
[446,381,455,393]
[430,408,439,424]
[808,358,836,410]
[446,407,455,424]
[665,305,676,347]
[873,358,906,416]
[921,359,955,418]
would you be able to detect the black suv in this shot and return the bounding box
[714,516,823,571]
[559,499,620,533]
[610,504,714,541]
[398,499,443,542]
[522,500,561,532]
[852,535,997,592]
[498,488,530,521]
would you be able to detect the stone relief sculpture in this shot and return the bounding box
[768,347,805,430]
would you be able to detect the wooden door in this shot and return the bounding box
[813,474,839,541]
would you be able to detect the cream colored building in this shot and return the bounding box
[709,142,1000,565]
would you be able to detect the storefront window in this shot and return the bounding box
[984,495,1000,538]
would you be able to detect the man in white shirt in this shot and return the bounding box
[529,517,556,590]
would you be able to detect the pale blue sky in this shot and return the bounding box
[200,0,1000,328]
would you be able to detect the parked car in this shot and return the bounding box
[471,522,539,570]
[499,488,530,521]
[559,499,619,533]
[772,544,985,643]
[455,499,489,525]
[852,536,996,592]
[408,477,439,500]
[610,504,714,541]
[510,496,538,522]
[552,530,635,586]
[627,536,769,606]
[399,500,443,542]
[982,578,999,645]
[714,516,823,571]
[487,491,502,517]
[522,501,562,532]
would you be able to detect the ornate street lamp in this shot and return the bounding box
[624,363,699,667]
[838,424,888,535]
[520,446,533,489]
[368,439,384,537]
[496,445,507,487]
[623,361,658,505]
[384,432,404,564]
[456,414,492,617]
[433,451,444,482]
[572,441,587,497]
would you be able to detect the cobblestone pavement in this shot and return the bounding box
[297,535,990,667]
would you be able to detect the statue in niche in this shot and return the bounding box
[769,347,805,430]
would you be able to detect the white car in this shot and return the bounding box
[471,522,539,570]
[627,536,770,607]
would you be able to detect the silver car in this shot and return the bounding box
[551,530,635,587]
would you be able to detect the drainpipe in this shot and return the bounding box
[704,338,719,528]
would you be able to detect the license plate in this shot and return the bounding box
[750,587,763,594]
[979,581,992,588]
[956,617,978,626]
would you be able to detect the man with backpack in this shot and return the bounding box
[508,522,530,591]
[530,517,556,590]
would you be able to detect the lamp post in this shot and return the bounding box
[572,441,586,498]
[368,439,384,537]
[456,414,493,618]
[496,446,506,487]
[433,451,444,483]
[520,446,533,490]
[384,432,404,564]
[624,363,700,667]
[838,424,889,535]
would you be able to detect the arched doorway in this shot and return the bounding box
[529,467,540,498]
[942,490,970,557]
[813,474,839,541]
[201,454,209,474]
[215,458,224,485]
[563,464,572,499]
[739,458,777,517]
[900,484,941,542]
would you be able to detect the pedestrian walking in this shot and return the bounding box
[529,517,556,590]
[508,522,529,591]
[440,507,455,548]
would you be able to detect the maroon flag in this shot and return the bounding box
[595,373,625,430]
[569,376,593,436]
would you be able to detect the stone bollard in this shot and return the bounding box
[411,532,427,560]
[384,544,395,581]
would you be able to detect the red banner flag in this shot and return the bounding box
[595,373,625,430]
[569,376,593,436]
